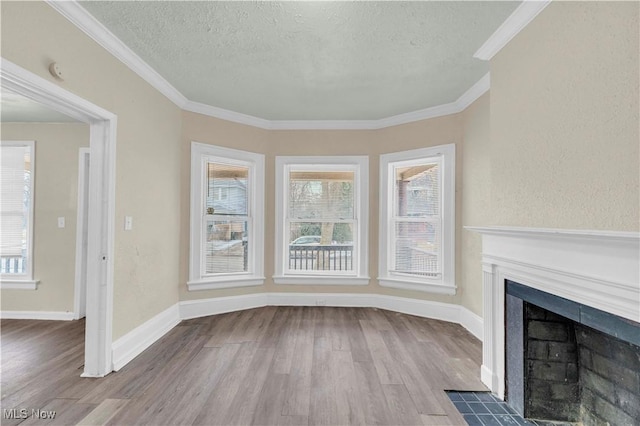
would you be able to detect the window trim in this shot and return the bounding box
[273,156,369,285]
[378,144,456,295]
[188,142,265,291]
[0,140,37,289]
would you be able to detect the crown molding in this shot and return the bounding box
[48,0,490,130]
[46,0,188,108]
[183,100,272,129]
[474,0,551,61]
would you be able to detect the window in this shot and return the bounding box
[188,143,265,290]
[274,156,369,285]
[379,144,455,294]
[0,141,36,288]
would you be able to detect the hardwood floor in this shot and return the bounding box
[1,307,487,425]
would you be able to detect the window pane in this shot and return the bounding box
[206,162,248,215]
[395,163,439,217]
[394,221,440,276]
[1,145,31,274]
[288,221,353,272]
[289,171,354,219]
[204,219,248,274]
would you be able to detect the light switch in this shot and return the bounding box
[124,216,133,231]
[57,217,65,228]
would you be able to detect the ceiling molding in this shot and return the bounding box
[474,0,551,61]
[46,0,188,108]
[183,100,272,130]
[48,1,491,130]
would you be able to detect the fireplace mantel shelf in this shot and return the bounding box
[465,226,639,241]
[467,225,640,399]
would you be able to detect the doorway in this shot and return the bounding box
[1,58,116,377]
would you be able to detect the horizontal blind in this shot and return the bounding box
[289,170,354,220]
[1,146,30,257]
[393,161,440,276]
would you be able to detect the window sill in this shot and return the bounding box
[187,276,265,291]
[273,275,370,286]
[378,277,456,295]
[0,279,39,290]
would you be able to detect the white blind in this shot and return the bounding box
[1,145,30,257]
[393,162,440,276]
[289,171,354,220]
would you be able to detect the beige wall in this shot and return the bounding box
[490,1,639,231]
[1,1,183,339]
[180,111,469,307]
[1,123,89,312]
[460,93,491,316]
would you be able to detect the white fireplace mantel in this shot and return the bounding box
[467,226,640,398]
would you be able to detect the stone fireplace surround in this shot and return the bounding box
[467,227,639,405]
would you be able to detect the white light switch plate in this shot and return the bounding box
[57,217,65,228]
[124,216,133,231]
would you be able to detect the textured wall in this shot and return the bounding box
[490,1,639,231]
[1,123,88,312]
[461,93,491,316]
[1,1,183,340]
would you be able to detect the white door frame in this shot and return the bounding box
[1,57,117,377]
[74,147,90,320]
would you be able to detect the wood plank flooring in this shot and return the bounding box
[1,307,487,425]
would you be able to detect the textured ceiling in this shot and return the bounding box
[80,1,519,120]
[1,92,79,123]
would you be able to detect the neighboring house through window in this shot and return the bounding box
[188,142,265,290]
[0,140,36,288]
[379,144,456,294]
[274,156,369,285]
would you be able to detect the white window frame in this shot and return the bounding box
[0,140,37,289]
[379,144,456,295]
[188,142,265,290]
[274,156,369,285]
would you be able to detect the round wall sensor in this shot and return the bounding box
[48,62,64,81]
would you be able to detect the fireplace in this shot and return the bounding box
[505,280,640,424]
[469,227,640,424]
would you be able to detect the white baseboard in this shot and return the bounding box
[110,292,484,372]
[0,310,74,320]
[180,292,484,341]
[179,293,268,320]
[459,306,483,341]
[111,303,181,371]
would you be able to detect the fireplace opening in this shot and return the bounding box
[505,281,640,425]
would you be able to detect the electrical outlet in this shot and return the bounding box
[124,216,133,231]
[57,217,65,228]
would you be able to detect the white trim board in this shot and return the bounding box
[0,311,75,321]
[47,1,491,130]
[111,304,181,371]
